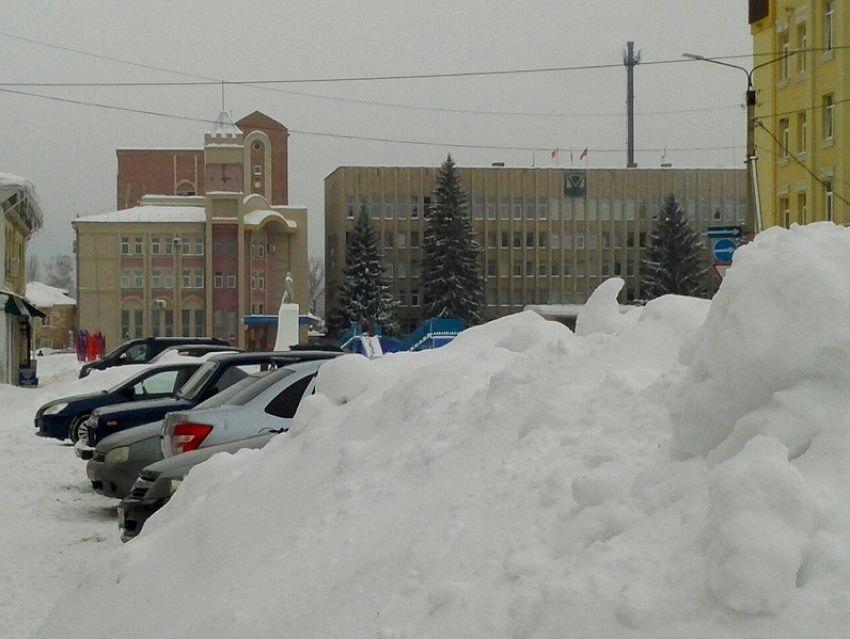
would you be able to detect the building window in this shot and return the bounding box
[193,271,204,288]
[780,197,790,227]
[120,237,130,255]
[151,270,161,289]
[134,237,143,255]
[182,270,191,288]
[41,315,51,327]
[487,232,497,249]
[253,164,262,176]
[778,30,790,81]
[797,112,807,153]
[384,200,393,220]
[163,270,173,289]
[501,232,509,249]
[397,232,407,249]
[513,200,522,220]
[133,271,143,289]
[487,261,496,278]
[345,196,355,219]
[257,243,265,258]
[825,181,834,221]
[410,289,419,307]
[121,271,130,289]
[384,231,394,250]
[824,1,835,52]
[410,196,420,219]
[165,239,174,256]
[513,262,522,277]
[526,232,534,249]
[779,118,790,156]
[151,237,161,256]
[798,192,808,224]
[227,273,236,288]
[214,271,223,288]
[525,261,534,276]
[550,233,560,249]
[410,231,420,249]
[258,271,265,290]
[797,22,807,73]
[576,232,585,249]
[513,232,522,249]
[397,199,408,220]
[487,201,496,220]
[823,94,834,140]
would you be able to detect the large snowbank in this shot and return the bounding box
[31,223,850,638]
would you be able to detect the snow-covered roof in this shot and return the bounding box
[74,206,206,224]
[243,209,297,231]
[207,111,241,139]
[25,282,76,307]
[1,171,44,233]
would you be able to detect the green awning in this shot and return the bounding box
[1,290,46,318]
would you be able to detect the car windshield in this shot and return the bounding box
[175,361,219,400]
[225,368,296,406]
[192,370,271,409]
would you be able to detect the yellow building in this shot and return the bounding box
[74,113,309,351]
[751,0,845,227]
[325,165,746,333]
[1,172,44,385]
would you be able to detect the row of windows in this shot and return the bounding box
[121,236,205,256]
[777,96,833,157]
[347,196,745,224]
[777,183,834,226]
[120,308,205,340]
[120,269,204,289]
[120,269,271,291]
[392,284,634,308]
[484,260,639,278]
[776,2,835,82]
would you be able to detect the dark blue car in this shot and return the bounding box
[35,362,203,442]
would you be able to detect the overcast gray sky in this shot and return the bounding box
[1,0,751,263]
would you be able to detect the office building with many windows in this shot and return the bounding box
[325,165,746,332]
[750,0,846,227]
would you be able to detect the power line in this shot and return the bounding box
[0,85,744,155]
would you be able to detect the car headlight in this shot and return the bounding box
[42,402,69,416]
[169,479,183,495]
[104,446,130,464]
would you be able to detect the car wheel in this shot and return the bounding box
[69,415,90,444]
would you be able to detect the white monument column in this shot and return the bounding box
[273,271,299,350]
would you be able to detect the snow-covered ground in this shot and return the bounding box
[3,222,850,638]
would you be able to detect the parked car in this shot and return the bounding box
[145,344,243,365]
[86,371,270,498]
[118,433,277,542]
[78,336,230,378]
[75,351,341,459]
[35,360,204,442]
[161,358,329,458]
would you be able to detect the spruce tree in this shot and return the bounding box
[422,154,484,324]
[329,206,398,335]
[640,193,709,300]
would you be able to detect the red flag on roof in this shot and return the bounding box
[550,148,558,159]
[579,147,588,160]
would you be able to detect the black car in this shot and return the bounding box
[78,336,230,378]
[35,361,203,441]
[75,350,340,458]
[118,432,277,541]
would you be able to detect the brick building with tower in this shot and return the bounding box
[74,111,308,351]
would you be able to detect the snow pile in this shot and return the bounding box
[34,223,850,638]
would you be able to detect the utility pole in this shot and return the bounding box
[623,41,641,168]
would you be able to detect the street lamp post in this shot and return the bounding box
[683,53,792,239]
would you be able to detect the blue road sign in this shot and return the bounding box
[712,238,737,264]
[707,225,744,239]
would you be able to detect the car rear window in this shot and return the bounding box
[225,368,296,406]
